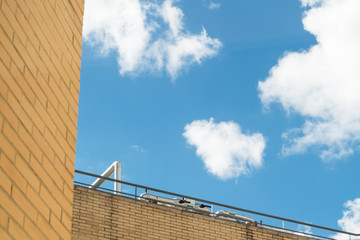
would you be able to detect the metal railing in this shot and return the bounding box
[74,169,359,240]
[88,161,122,194]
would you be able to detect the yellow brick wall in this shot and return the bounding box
[0,0,84,239]
[72,186,312,240]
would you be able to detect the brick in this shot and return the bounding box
[0,58,21,105]
[0,40,11,68]
[48,76,69,111]
[46,101,66,137]
[32,126,55,161]
[54,158,73,187]
[65,155,74,173]
[0,11,14,42]
[0,207,9,228]
[48,0,70,41]
[40,184,62,219]
[68,106,78,127]
[0,0,84,239]
[0,116,2,133]
[71,187,313,240]
[0,228,13,240]
[15,0,30,19]
[15,154,40,192]
[26,185,50,220]
[0,168,12,194]
[57,103,77,136]
[38,46,60,82]
[36,69,58,109]
[0,131,16,160]
[25,39,48,80]
[15,6,40,50]
[3,0,15,13]
[27,14,51,56]
[42,155,63,189]
[1,0,27,45]
[55,130,74,158]
[1,152,28,192]
[37,214,60,240]
[61,0,82,35]
[24,217,47,240]
[32,96,55,134]
[51,212,71,240]
[0,95,19,132]
[0,189,25,226]
[6,89,33,134]
[0,14,22,68]
[60,52,78,88]
[9,61,35,105]
[66,184,77,201]
[61,211,72,232]
[18,124,43,161]
[43,127,65,161]
[0,76,8,99]
[11,185,37,222]
[23,66,47,107]
[13,34,37,77]
[18,21,40,55]
[59,78,77,113]
[47,181,72,217]
[29,154,52,190]
[3,120,30,161]
[73,32,82,56]
[71,57,80,79]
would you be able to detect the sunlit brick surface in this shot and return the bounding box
[72,186,312,240]
[0,0,84,239]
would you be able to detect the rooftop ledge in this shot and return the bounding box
[73,169,359,240]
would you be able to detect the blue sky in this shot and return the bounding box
[75,0,360,237]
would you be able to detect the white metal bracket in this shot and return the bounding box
[89,161,122,194]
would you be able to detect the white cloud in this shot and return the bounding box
[301,0,322,7]
[209,2,221,10]
[83,0,222,79]
[332,198,360,239]
[258,0,360,160]
[296,225,312,236]
[130,145,146,153]
[183,118,265,180]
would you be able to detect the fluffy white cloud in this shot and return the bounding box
[183,118,265,180]
[83,0,222,79]
[258,0,360,160]
[332,198,360,239]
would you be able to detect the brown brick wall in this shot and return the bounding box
[0,0,84,239]
[72,186,312,240]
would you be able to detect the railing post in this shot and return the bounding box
[89,161,121,195]
[114,161,121,195]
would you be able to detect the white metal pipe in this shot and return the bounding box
[114,161,121,194]
[89,161,122,195]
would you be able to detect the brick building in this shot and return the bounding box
[0,0,84,239]
[71,185,313,240]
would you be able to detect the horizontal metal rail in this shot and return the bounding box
[74,181,133,197]
[75,169,359,238]
[259,223,335,240]
[74,180,328,240]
